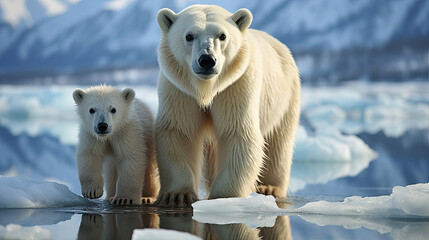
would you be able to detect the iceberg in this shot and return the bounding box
[302,82,429,137]
[0,176,92,208]
[294,126,377,162]
[291,126,377,191]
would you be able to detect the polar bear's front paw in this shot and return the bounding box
[110,197,140,206]
[257,185,285,199]
[81,182,103,199]
[154,191,198,208]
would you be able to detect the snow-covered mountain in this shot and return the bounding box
[0,0,79,54]
[0,0,428,83]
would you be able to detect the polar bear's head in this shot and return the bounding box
[73,86,135,140]
[157,5,252,106]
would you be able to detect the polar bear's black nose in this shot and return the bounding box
[198,54,216,70]
[97,123,108,133]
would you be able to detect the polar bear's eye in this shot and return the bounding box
[89,108,95,114]
[185,34,194,42]
[219,33,226,41]
[111,108,116,114]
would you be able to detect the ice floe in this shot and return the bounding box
[296,183,429,217]
[0,176,92,208]
[192,193,280,227]
[193,183,429,228]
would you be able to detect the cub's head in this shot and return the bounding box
[73,86,135,140]
[157,5,252,106]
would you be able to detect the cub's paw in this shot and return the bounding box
[81,181,103,199]
[154,191,198,208]
[257,185,285,199]
[141,197,156,205]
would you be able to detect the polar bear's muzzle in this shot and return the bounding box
[193,54,218,79]
[198,54,216,70]
[95,122,110,134]
[94,113,112,135]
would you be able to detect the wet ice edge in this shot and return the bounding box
[192,183,429,229]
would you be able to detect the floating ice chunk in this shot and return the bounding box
[295,183,429,217]
[0,224,50,240]
[192,183,429,229]
[192,193,279,227]
[0,176,92,208]
[132,229,201,240]
[193,193,279,213]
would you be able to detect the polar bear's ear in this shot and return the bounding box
[121,88,135,104]
[157,8,177,32]
[231,8,253,31]
[73,89,86,104]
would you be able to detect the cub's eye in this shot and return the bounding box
[185,34,194,42]
[219,33,226,41]
[111,108,116,114]
[89,108,95,114]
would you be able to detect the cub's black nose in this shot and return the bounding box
[97,123,108,133]
[198,54,216,70]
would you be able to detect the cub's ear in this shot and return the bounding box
[231,8,253,31]
[73,89,86,104]
[121,88,135,104]
[157,8,177,32]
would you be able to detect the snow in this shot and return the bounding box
[0,0,30,27]
[0,224,50,240]
[104,0,136,11]
[0,176,91,208]
[192,183,429,228]
[132,229,202,240]
[37,0,68,16]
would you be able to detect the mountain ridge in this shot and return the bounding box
[0,0,428,84]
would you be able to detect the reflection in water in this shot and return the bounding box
[0,209,73,226]
[77,212,159,240]
[259,216,292,240]
[76,211,292,240]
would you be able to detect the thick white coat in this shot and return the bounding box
[155,5,300,206]
[73,85,158,205]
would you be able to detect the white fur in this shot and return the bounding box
[73,85,158,205]
[156,5,300,205]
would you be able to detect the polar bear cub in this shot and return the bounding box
[73,85,158,205]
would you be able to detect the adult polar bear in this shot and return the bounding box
[155,5,300,207]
